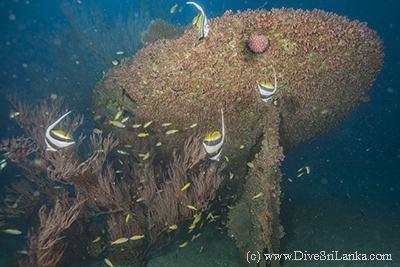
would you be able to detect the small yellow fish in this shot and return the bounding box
[253,192,264,199]
[169,224,178,230]
[297,167,304,172]
[17,250,28,255]
[138,133,149,137]
[240,145,245,149]
[104,258,114,267]
[132,124,141,128]
[111,58,119,66]
[181,182,191,191]
[1,229,22,235]
[93,114,102,120]
[141,152,150,160]
[130,234,145,240]
[199,245,203,253]
[110,237,129,245]
[125,214,131,224]
[305,166,311,174]
[92,236,101,243]
[297,172,305,178]
[229,171,234,179]
[9,111,20,119]
[288,178,293,182]
[116,51,125,55]
[93,128,103,134]
[192,13,200,25]
[187,205,197,211]
[124,144,133,148]
[224,156,229,162]
[190,123,197,128]
[114,110,123,120]
[227,206,234,210]
[156,142,162,146]
[117,150,130,155]
[109,120,125,128]
[114,170,123,174]
[162,122,172,126]
[170,3,178,13]
[143,120,153,128]
[121,116,129,123]
[166,129,178,135]
[136,197,144,202]
[247,162,254,168]
[179,241,188,248]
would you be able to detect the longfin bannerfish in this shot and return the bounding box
[45,111,75,151]
[258,66,277,103]
[186,2,209,39]
[203,109,225,161]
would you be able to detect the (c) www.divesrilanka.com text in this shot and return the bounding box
[246,250,392,263]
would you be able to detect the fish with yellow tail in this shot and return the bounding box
[186,2,209,40]
[1,229,22,235]
[253,192,264,199]
[258,66,277,103]
[130,234,145,241]
[181,182,191,191]
[109,120,126,128]
[104,258,114,267]
[203,109,225,161]
[110,237,129,246]
[170,3,178,13]
[45,111,75,151]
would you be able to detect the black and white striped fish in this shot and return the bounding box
[258,67,277,103]
[45,111,75,151]
[187,1,209,40]
[203,109,225,161]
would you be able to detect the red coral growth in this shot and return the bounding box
[248,35,269,53]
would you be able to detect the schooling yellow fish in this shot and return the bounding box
[45,111,75,151]
[187,205,197,211]
[114,110,123,120]
[166,129,179,135]
[110,237,129,246]
[109,120,125,128]
[1,229,22,235]
[179,241,188,248]
[258,66,277,103]
[305,166,311,174]
[138,133,149,137]
[143,120,153,128]
[181,182,191,191]
[253,192,264,199]
[104,258,114,267]
[169,224,178,230]
[203,109,225,161]
[130,234,145,241]
[170,3,178,13]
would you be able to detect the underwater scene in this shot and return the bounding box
[0,0,398,266]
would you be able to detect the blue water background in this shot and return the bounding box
[0,0,399,266]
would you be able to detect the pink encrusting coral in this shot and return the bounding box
[248,35,269,53]
[98,7,383,264]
